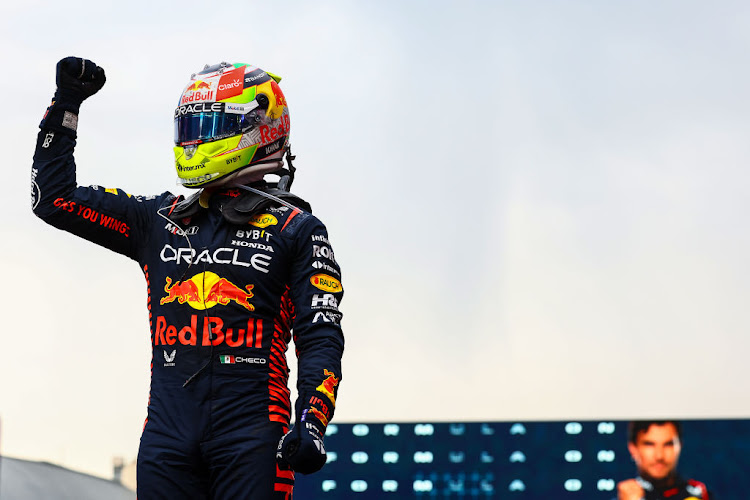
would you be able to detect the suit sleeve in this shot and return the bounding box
[32,128,171,261]
[288,213,345,427]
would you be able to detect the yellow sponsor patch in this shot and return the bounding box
[249,213,278,228]
[310,274,342,293]
[105,188,132,197]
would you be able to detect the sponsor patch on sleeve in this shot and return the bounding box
[310,274,342,293]
[62,111,78,131]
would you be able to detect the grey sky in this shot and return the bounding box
[2,0,749,479]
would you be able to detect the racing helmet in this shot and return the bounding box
[173,62,291,188]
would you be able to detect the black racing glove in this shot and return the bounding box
[276,415,327,475]
[278,370,340,475]
[40,57,106,137]
[276,393,332,474]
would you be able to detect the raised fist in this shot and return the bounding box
[617,478,645,500]
[56,56,106,102]
[40,57,107,135]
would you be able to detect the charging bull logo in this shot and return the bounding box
[306,407,330,427]
[161,272,254,311]
[181,80,215,104]
[187,80,212,91]
[316,369,339,406]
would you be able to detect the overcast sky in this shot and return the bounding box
[2,0,749,479]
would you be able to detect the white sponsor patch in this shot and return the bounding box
[62,111,78,130]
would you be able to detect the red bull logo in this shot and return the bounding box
[259,114,290,145]
[316,369,339,405]
[154,315,264,348]
[187,80,212,91]
[160,272,254,311]
[181,80,215,104]
[307,407,329,426]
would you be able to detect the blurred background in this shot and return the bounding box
[1,0,749,496]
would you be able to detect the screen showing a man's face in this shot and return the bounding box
[628,423,682,481]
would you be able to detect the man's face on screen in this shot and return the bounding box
[628,423,682,481]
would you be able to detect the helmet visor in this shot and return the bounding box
[174,101,260,145]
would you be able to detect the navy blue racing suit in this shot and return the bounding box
[31,129,344,499]
[618,475,712,499]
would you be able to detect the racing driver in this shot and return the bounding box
[617,421,712,500]
[32,57,344,499]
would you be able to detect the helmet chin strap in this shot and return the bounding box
[205,160,284,189]
[221,166,274,186]
[231,183,303,213]
[227,146,300,212]
[195,144,295,213]
[205,144,296,192]
[197,159,285,209]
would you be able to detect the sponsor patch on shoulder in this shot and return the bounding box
[104,188,133,197]
[249,213,278,228]
[310,274,342,293]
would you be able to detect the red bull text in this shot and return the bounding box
[259,114,290,145]
[181,80,214,104]
[154,315,264,348]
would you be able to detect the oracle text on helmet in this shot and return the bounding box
[175,102,223,118]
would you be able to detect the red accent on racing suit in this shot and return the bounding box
[32,130,344,499]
